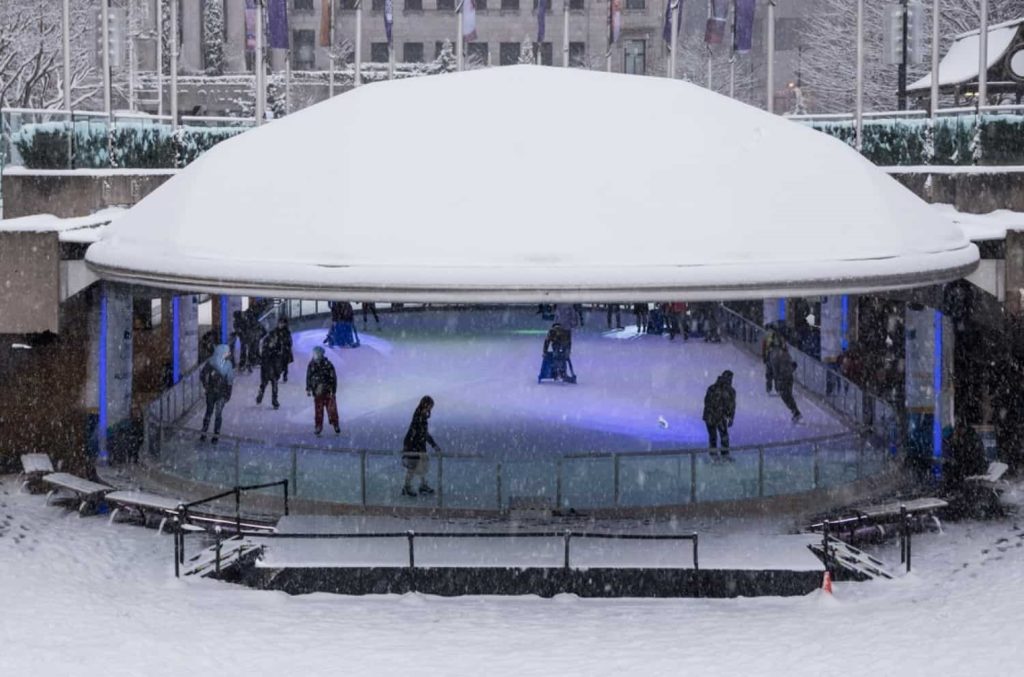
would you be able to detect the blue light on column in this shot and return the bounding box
[840,295,849,351]
[933,310,944,464]
[97,288,109,464]
[172,296,181,384]
[220,296,230,343]
[777,298,786,324]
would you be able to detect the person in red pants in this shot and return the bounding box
[306,346,340,435]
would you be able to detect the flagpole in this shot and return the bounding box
[101,0,112,122]
[706,0,713,90]
[855,0,864,151]
[457,3,464,71]
[171,0,179,128]
[978,0,988,108]
[388,45,395,80]
[255,0,265,126]
[766,0,775,113]
[355,0,363,86]
[930,0,939,117]
[286,50,292,113]
[563,1,569,67]
[669,1,679,79]
[328,1,335,97]
[728,0,736,98]
[128,0,136,111]
[62,0,72,112]
[157,0,164,116]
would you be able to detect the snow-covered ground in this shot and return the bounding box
[2,475,1022,676]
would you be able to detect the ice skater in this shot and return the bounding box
[666,302,689,341]
[305,346,340,435]
[401,396,442,497]
[762,324,782,393]
[256,319,289,409]
[702,370,735,457]
[606,304,623,330]
[633,303,649,334]
[770,343,802,423]
[275,317,294,382]
[199,344,234,444]
[361,302,380,327]
[542,322,574,382]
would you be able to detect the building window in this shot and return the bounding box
[569,0,583,8]
[404,42,424,62]
[499,42,520,65]
[340,0,359,9]
[467,41,488,65]
[531,0,550,9]
[501,0,519,10]
[406,0,423,9]
[569,41,585,67]
[292,30,316,70]
[371,42,390,62]
[624,0,643,8]
[532,42,553,65]
[294,0,314,10]
[437,0,455,9]
[476,0,488,7]
[370,0,385,9]
[624,39,645,75]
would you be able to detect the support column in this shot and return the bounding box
[212,295,242,344]
[181,0,203,72]
[86,283,133,464]
[225,0,247,71]
[819,296,846,365]
[762,298,785,327]
[904,305,953,479]
[173,294,200,382]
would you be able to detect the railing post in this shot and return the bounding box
[234,440,241,487]
[283,479,289,516]
[812,443,820,489]
[235,487,241,533]
[857,435,865,479]
[563,530,571,569]
[690,452,697,504]
[406,530,415,568]
[556,458,563,510]
[360,451,367,506]
[214,527,222,576]
[496,461,502,510]
[437,452,444,509]
[613,454,620,506]
[290,449,298,499]
[758,447,765,498]
[173,517,180,578]
[692,534,699,570]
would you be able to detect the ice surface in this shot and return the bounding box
[86,66,976,299]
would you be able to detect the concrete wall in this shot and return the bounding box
[0,232,60,334]
[889,171,1024,214]
[1,171,174,219]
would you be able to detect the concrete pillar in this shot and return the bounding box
[225,0,247,71]
[905,305,954,477]
[1005,230,1024,317]
[84,283,134,464]
[181,0,203,71]
[819,295,848,365]
[173,294,200,382]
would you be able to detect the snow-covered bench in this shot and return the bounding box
[105,490,185,533]
[856,497,949,521]
[42,473,113,514]
[966,461,1009,491]
[19,454,54,493]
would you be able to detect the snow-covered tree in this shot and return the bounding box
[202,0,225,75]
[801,0,1024,113]
[433,39,456,73]
[0,0,97,109]
[518,39,534,65]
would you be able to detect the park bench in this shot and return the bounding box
[19,454,54,493]
[42,473,114,514]
[105,490,185,533]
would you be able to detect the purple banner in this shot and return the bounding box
[245,0,256,50]
[268,0,289,49]
[733,0,756,53]
[704,0,727,45]
[385,0,394,47]
[662,0,684,45]
[538,0,548,44]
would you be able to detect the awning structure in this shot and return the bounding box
[86,66,977,302]
[908,18,1024,92]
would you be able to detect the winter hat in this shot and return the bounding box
[313,346,325,357]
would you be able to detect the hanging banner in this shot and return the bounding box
[733,0,756,53]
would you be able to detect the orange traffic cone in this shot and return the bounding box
[822,571,833,594]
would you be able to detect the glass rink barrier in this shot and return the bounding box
[146,423,888,512]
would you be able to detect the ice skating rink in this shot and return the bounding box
[182,308,847,458]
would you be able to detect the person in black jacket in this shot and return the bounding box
[770,344,802,423]
[199,344,234,444]
[305,346,340,435]
[256,320,289,409]
[702,370,736,455]
[276,317,294,382]
[401,396,441,497]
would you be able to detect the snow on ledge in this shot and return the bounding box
[2,166,179,177]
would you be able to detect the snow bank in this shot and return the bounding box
[86,66,976,301]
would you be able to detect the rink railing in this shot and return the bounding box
[719,308,900,450]
[144,421,888,512]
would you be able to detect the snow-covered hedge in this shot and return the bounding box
[13,122,246,169]
[806,114,1024,166]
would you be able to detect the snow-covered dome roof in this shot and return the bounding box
[86,66,977,301]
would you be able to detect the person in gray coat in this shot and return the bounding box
[770,344,802,423]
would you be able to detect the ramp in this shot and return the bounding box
[809,536,894,581]
[183,535,261,578]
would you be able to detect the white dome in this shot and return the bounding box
[86,66,977,301]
